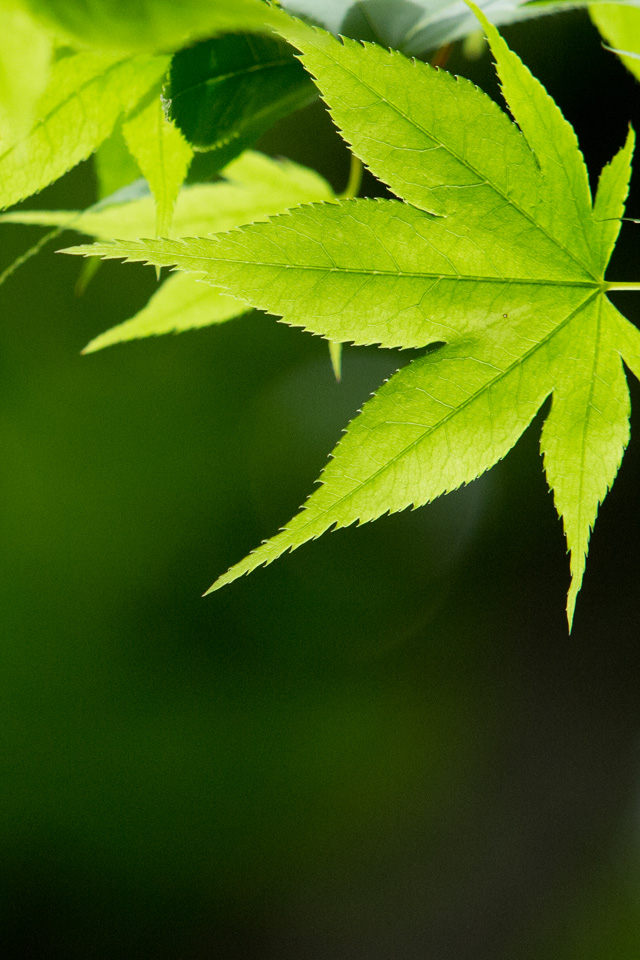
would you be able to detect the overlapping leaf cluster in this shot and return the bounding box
[1,151,332,348]
[1,0,640,628]
[2,1,639,233]
[66,8,640,628]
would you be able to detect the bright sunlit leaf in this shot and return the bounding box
[0,50,169,211]
[2,151,332,350]
[123,90,193,237]
[61,10,640,629]
[592,3,640,80]
[0,1,51,144]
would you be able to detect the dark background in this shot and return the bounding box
[1,10,640,958]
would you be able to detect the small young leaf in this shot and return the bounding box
[167,33,317,173]
[63,17,640,627]
[82,272,247,353]
[123,90,193,236]
[0,51,169,211]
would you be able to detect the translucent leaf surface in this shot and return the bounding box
[67,200,594,349]
[123,91,193,236]
[94,124,141,200]
[276,11,601,274]
[29,152,331,351]
[82,272,248,353]
[64,12,640,628]
[2,151,333,238]
[592,126,634,270]
[0,51,169,211]
[541,296,631,629]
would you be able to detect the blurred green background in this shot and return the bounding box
[1,10,640,958]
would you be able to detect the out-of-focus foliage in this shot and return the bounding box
[282,0,640,54]
[0,2,51,143]
[2,151,333,348]
[122,91,193,237]
[19,0,282,51]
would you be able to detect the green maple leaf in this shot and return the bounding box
[63,7,640,630]
[0,4,51,145]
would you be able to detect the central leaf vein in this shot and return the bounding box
[277,292,600,537]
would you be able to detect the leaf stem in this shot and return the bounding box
[0,225,63,289]
[329,340,342,382]
[0,182,151,294]
[604,282,640,291]
[340,154,363,200]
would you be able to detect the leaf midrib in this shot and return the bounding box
[170,252,600,287]
[272,290,601,543]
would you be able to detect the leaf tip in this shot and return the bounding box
[80,339,99,356]
[565,548,587,635]
[463,0,490,34]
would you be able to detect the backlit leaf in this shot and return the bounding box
[2,151,333,238]
[63,11,640,628]
[9,151,331,351]
[82,272,247,353]
[94,124,142,200]
[0,51,169,211]
[123,90,193,236]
